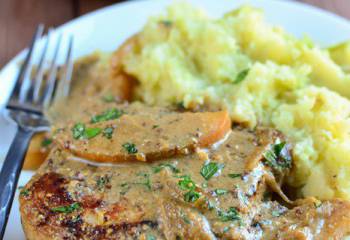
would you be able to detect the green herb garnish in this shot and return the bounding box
[200,162,224,180]
[178,176,196,191]
[177,175,200,203]
[91,108,123,123]
[263,142,291,171]
[122,142,138,154]
[120,183,130,195]
[140,178,152,190]
[84,127,101,139]
[314,201,322,208]
[214,189,228,196]
[20,189,29,197]
[176,101,185,110]
[96,176,109,189]
[233,69,250,84]
[218,207,241,222]
[153,163,180,174]
[72,123,101,139]
[102,127,114,139]
[51,202,81,213]
[184,191,201,203]
[41,138,52,147]
[72,123,85,139]
[159,20,173,27]
[228,173,242,179]
[135,172,152,190]
[152,125,159,129]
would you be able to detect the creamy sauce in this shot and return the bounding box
[21,127,281,239]
[20,52,350,239]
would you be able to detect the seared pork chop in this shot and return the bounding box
[19,126,350,239]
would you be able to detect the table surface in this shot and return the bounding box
[0,0,349,68]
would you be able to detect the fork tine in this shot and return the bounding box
[42,33,62,108]
[8,24,44,105]
[54,35,74,102]
[19,25,44,103]
[32,30,50,103]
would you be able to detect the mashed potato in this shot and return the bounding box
[122,2,350,200]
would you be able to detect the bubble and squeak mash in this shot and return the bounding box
[19,2,350,239]
[122,3,350,200]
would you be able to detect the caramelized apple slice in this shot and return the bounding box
[53,110,231,162]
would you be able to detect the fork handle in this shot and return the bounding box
[0,127,33,239]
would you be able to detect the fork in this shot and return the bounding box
[0,24,73,238]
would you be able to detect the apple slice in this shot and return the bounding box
[53,109,231,162]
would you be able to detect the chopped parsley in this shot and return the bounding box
[184,191,201,203]
[96,176,109,189]
[72,123,85,139]
[159,20,173,27]
[122,142,138,154]
[119,183,130,195]
[102,127,114,139]
[20,188,29,197]
[200,162,224,180]
[177,175,201,203]
[263,141,291,171]
[214,189,228,196]
[153,163,180,174]
[178,175,196,191]
[218,207,241,222]
[314,201,322,208]
[41,138,52,147]
[51,202,81,213]
[72,123,101,140]
[233,68,250,84]
[176,101,185,110]
[152,125,159,129]
[84,127,102,139]
[140,177,152,190]
[119,173,152,194]
[90,108,123,123]
[135,172,152,190]
[228,173,242,179]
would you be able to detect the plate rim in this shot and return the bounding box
[1,0,350,238]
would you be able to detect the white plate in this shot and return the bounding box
[1,0,349,238]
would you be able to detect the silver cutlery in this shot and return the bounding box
[0,24,73,238]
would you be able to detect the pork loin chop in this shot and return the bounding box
[19,126,350,239]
